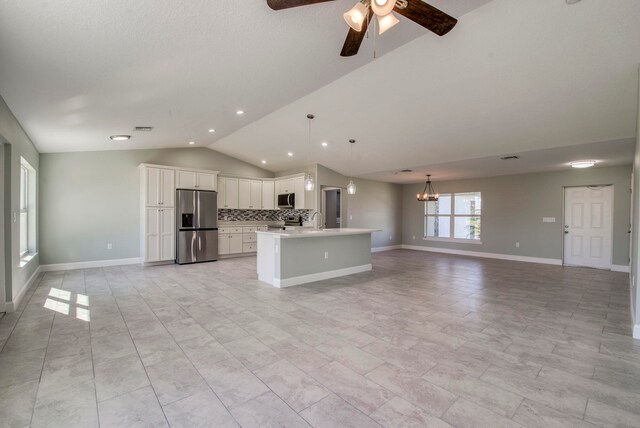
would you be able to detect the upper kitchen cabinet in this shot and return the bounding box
[275,175,307,209]
[141,166,175,207]
[262,180,275,210]
[177,170,217,191]
[238,179,262,210]
[218,177,239,209]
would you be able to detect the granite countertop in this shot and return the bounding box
[256,228,381,239]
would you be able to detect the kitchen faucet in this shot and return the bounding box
[311,211,324,230]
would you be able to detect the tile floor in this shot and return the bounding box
[0,249,639,427]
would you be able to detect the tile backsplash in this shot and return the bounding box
[218,209,312,222]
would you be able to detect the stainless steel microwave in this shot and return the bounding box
[277,193,295,209]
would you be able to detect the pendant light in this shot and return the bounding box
[304,114,315,192]
[347,139,357,195]
[417,174,439,202]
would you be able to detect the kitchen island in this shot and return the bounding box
[256,228,380,287]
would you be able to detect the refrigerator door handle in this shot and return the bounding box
[191,231,197,262]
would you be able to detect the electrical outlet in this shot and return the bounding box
[413,235,416,240]
[349,215,353,220]
[389,235,392,241]
[324,251,329,259]
[107,243,113,250]
[515,242,520,248]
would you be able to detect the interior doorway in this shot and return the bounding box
[322,187,342,229]
[563,185,613,270]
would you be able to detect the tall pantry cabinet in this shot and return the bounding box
[140,165,176,263]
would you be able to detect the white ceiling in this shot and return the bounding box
[362,138,636,183]
[211,0,640,180]
[1,0,639,183]
[0,0,487,154]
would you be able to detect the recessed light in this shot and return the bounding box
[570,160,597,169]
[261,160,267,164]
[287,152,293,157]
[188,141,196,145]
[109,135,131,141]
[208,129,216,133]
[236,110,245,115]
[321,142,328,147]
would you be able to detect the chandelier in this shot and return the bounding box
[417,174,439,202]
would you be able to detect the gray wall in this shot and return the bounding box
[631,67,639,331]
[0,95,40,306]
[402,165,632,266]
[39,148,271,265]
[317,164,403,248]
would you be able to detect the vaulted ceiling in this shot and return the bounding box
[1,0,639,183]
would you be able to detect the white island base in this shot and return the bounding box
[256,228,380,288]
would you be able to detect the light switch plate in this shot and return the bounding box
[543,217,556,223]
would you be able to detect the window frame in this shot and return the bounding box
[19,157,36,261]
[424,191,482,244]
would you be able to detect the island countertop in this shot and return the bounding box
[256,228,380,239]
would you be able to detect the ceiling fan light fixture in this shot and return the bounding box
[378,12,399,34]
[371,0,396,17]
[343,2,368,32]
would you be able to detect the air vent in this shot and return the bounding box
[134,126,154,132]
[400,169,413,173]
[500,155,520,160]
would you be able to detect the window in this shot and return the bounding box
[19,157,36,259]
[425,192,482,242]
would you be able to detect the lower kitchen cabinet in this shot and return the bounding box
[218,227,243,255]
[144,207,175,262]
[218,225,267,257]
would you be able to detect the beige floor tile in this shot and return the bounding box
[229,391,310,427]
[98,386,168,428]
[301,394,383,428]
[255,359,330,412]
[365,363,457,417]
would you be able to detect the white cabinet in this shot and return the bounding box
[144,207,175,262]
[144,167,175,207]
[218,177,239,209]
[177,170,217,190]
[275,176,307,209]
[219,232,243,255]
[262,180,275,210]
[218,227,243,255]
[197,173,217,190]
[250,180,262,209]
[276,178,294,195]
[293,176,305,210]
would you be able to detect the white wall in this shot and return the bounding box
[0,95,40,311]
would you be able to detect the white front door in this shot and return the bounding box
[564,186,613,269]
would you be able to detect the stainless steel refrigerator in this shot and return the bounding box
[176,189,218,264]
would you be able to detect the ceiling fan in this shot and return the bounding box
[266,0,457,57]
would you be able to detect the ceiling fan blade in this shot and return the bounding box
[394,0,457,36]
[266,0,335,10]
[340,12,373,57]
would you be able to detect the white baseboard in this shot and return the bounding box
[6,266,42,312]
[401,245,563,266]
[274,264,373,288]
[39,257,141,272]
[611,264,630,273]
[371,245,402,253]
